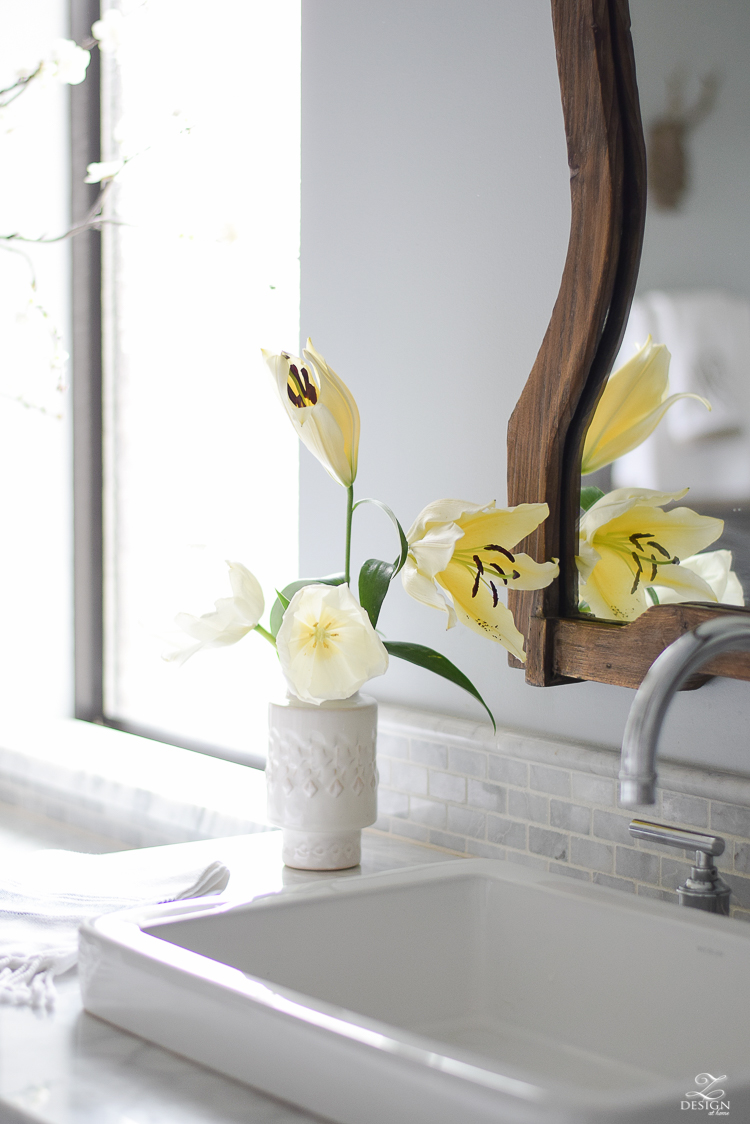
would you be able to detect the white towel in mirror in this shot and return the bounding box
[646,290,748,442]
[611,289,750,501]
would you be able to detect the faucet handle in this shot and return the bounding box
[628,818,725,858]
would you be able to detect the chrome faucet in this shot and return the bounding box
[628,819,730,914]
[619,615,750,806]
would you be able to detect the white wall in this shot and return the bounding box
[300,0,750,775]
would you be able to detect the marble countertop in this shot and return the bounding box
[0,806,460,1124]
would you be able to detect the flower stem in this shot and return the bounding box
[254,624,277,648]
[345,484,354,585]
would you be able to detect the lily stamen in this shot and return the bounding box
[490,580,499,608]
[288,363,317,407]
[486,544,515,563]
[631,551,643,594]
[473,554,484,575]
[299,366,318,404]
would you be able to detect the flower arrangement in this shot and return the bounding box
[577,335,744,620]
[168,340,560,726]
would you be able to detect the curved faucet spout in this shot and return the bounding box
[620,615,750,807]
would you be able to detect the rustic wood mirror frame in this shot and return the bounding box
[507,0,750,690]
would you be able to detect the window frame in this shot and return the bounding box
[69,0,266,768]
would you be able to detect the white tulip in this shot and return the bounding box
[165,561,265,666]
[651,549,744,608]
[276,584,388,704]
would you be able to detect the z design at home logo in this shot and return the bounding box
[681,1073,730,1115]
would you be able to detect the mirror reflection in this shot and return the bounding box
[578,0,750,622]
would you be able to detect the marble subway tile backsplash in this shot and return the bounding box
[375,705,750,922]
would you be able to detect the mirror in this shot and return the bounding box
[507,0,750,690]
[579,0,750,621]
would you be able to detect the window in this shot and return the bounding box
[78,0,302,764]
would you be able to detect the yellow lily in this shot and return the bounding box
[651,549,744,608]
[401,499,559,662]
[262,338,360,487]
[577,488,723,621]
[581,336,711,475]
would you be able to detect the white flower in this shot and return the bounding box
[651,549,744,608]
[276,584,388,704]
[47,39,90,85]
[84,160,125,184]
[262,340,360,488]
[91,9,125,57]
[165,562,264,666]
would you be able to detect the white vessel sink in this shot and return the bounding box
[79,859,749,1124]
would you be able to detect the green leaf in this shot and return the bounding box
[358,558,395,628]
[646,586,660,606]
[352,497,409,574]
[269,572,346,637]
[580,485,604,512]
[384,641,496,732]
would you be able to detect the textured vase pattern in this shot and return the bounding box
[280,829,362,871]
[267,729,378,801]
[266,695,378,855]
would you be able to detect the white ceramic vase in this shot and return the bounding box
[266,692,378,870]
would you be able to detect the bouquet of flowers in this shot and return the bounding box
[168,339,560,726]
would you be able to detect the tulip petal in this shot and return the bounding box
[276,583,388,703]
[653,550,745,607]
[163,640,205,667]
[167,563,265,664]
[173,599,254,655]
[227,561,264,624]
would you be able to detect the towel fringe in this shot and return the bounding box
[0,947,77,1008]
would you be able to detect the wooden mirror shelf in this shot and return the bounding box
[507,0,750,690]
